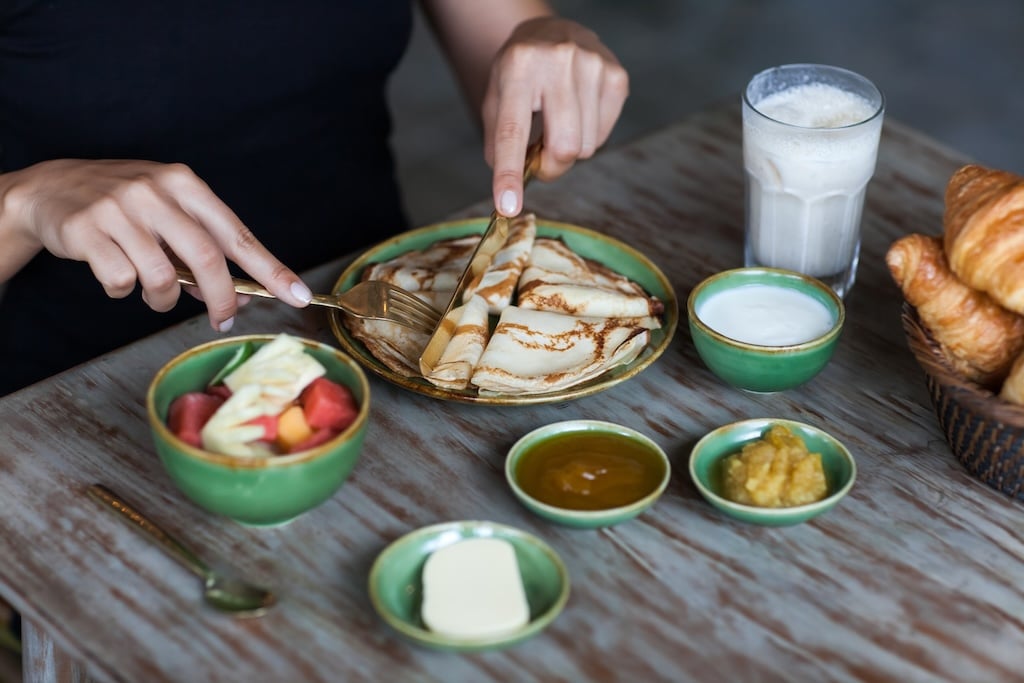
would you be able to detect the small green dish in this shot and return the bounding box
[688,418,856,526]
[368,521,570,652]
[687,267,844,393]
[147,335,370,527]
[505,420,671,529]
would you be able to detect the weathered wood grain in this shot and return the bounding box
[1,104,1021,683]
[22,622,88,683]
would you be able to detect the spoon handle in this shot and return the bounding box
[87,484,210,581]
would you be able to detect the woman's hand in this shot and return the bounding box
[0,159,312,331]
[482,16,629,216]
[420,2,629,218]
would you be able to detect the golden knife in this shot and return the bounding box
[418,142,543,379]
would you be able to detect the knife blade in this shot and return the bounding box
[418,211,510,378]
[418,141,543,379]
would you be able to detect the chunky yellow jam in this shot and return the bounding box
[721,424,828,508]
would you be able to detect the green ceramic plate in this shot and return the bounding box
[368,520,570,652]
[328,217,678,405]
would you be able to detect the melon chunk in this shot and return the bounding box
[275,405,314,453]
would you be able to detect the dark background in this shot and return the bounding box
[390,0,1024,225]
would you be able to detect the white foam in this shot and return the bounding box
[755,82,876,129]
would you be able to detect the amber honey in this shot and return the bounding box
[514,431,667,511]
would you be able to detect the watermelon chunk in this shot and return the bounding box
[245,414,279,443]
[289,428,341,454]
[300,378,359,431]
[205,384,233,401]
[168,392,225,448]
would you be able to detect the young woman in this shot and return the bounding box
[0,0,628,395]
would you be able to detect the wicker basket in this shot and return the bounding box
[901,302,1024,500]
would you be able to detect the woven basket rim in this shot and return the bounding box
[901,301,1024,426]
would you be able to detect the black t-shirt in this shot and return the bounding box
[0,0,414,394]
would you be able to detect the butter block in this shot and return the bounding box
[420,537,530,639]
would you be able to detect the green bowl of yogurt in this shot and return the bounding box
[686,267,844,393]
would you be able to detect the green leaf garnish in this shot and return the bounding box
[208,341,255,387]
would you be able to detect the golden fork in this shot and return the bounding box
[175,268,442,333]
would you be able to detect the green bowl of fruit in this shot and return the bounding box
[147,333,370,526]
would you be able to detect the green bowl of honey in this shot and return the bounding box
[505,420,671,529]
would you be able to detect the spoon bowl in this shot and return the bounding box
[203,575,276,616]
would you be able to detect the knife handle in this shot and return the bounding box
[523,140,543,186]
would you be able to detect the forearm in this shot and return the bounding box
[418,0,554,121]
[0,169,43,283]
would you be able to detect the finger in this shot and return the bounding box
[155,214,240,330]
[539,75,583,181]
[574,54,604,159]
[481,77,500,170]
[112,214,192,314]
[85,242,139,301]
[489,80,534,217]
[112,179,236,325]
[157,164,313,307]
[596,62,629,148]
[64,211,143,300]
[181,283,203,301]
[182,288,251,307]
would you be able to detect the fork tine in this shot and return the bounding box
[387,298,433,321]
[381,312,427,331]
[390,308,439,333]
[387,285,438,313]
[333,280,441,332]
[386,287,442,327]
[390,298,441,327]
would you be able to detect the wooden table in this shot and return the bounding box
[1,104,1021,683]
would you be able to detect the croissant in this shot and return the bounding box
[886,233,1024,386]
[999,352,1024,404]
[943,164,1024,314]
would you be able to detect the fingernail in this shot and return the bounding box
[218,316,235,333]
[290,281,312,304]
[499,190,518,216]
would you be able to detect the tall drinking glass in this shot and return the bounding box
[742,64,885,299]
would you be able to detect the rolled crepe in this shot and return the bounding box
[342,290,448,377]
[464,213,537,314]
[517,237,664,319]
[424,295,491,390]
[364,235,478,293]
[470,306,651,395]
[349,240,464,377]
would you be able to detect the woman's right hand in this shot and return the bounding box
[0,158,312,332]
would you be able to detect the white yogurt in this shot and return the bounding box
[696,283,834,346]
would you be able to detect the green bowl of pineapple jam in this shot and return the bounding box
[687,267,845,393]
[505,420,671,529]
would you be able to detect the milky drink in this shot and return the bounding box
[743,65,884,298]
